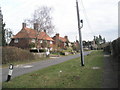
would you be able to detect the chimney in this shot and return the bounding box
[22,23,26,28]
[44,30,46,33]
[34,23,38,30]
[56,33,59,38]
[64,36,68,40]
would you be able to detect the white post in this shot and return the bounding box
[6,64,14,82]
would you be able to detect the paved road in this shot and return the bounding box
[2,51,92,82]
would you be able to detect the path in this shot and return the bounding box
[101,53,118,88]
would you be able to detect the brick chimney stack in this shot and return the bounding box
[64,36,68,40]
[34,23,39,31]
[56,33,59,38]
[44,30,46,33]
[22,23,26,29]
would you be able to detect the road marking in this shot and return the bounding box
[15,65,33,68]
[23,65,33,68]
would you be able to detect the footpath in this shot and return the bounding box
[102,53,119,88]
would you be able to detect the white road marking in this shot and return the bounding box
[23,65,33,68]
[15,65,33,68]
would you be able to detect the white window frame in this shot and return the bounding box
[40,40,43,43]
[31,39,35,43]
[14,39,18,43]
[50,41,53,44]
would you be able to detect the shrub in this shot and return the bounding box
[2,46,37,64]
[104,37,120,62]
[29,43,35,48]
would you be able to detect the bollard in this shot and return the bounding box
[6,64,14,82]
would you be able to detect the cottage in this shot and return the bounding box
[9,23,54,50]
[52,33,69,50]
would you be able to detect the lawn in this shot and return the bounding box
[2,50,104,88]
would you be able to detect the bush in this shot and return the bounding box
[29,43,35,48]
[2,46,37,64]
[104,37,120,62]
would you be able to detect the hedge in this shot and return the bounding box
[2,46,37,64]
[104,37,120,61]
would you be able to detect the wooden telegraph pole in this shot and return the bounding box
[76,0,84,66]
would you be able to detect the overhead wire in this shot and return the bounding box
[78,0,118,41]
[79,0,96,38]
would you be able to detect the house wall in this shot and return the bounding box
[52,36,65,49]
[9,38,30,49]
[10,38,54,50]
[40,40,53,48]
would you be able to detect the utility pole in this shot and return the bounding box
[76,0,84,66]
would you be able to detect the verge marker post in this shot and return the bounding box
[6,64,14,82]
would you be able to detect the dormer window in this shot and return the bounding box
[14,39,18,43]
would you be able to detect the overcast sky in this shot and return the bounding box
[0,0,119,42]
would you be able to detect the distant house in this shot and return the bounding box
[9,23,54,50]
[52,33,69,50]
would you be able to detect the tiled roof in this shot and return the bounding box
[12,27,54,41]
[12,28,37,39]
[38,32,54,41]
[59,37,67,42]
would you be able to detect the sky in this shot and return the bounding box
[0,0,119,42]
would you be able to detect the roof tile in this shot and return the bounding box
[12,27,54,41]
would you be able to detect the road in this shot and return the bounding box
[2,51,92,82]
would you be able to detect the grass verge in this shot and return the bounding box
[2,50,104,88]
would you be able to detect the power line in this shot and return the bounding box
[78,0,118,41]
[78,0,96,37]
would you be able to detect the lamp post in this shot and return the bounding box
[76,0,84,66]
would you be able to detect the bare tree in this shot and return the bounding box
[5,28,13,45]
[24,6,55,35]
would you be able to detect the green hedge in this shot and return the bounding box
[104,37,120,60]
[2,46,36,64]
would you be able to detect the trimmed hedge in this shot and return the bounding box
[104,37,120,60]
[2,46,37,64]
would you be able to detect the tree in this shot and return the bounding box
[5,28,13,45]
[103,38,106,43]
[2,23,6,46]
[24,6,55,35]
[94,36,99,45]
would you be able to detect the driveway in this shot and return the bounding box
[2,51,92,82]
